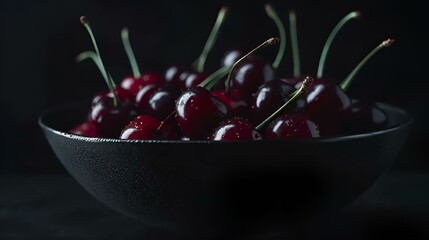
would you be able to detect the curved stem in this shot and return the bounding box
[225,37,280,93]
[80,16,119,107]
[340,39,394,92]
[289,10,301,77]
[121,27,141,78]
[316,11,361,78]
[255,76,314,131]
[265,4,286,69]
[193,6,229,73]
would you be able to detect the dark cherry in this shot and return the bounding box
[175,86,229,140]
[69,121,98,137]
[92,87,135,105]
[134,84,160,113]
[120,115,178,140]
[344,99,388,134]
[210,117,262,141]
[120,72,163,95]
[147,87,181,120]
[184,72,209,89]
[221,49,245,67]
[89,95,138,138]
[230,56,275,97]
[164,65,190,90]
[303,78,352,136]
[211,89,251,118]
[251,78,300,125]
[265,113,320,139]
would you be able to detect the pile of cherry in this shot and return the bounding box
[70,6,394,141]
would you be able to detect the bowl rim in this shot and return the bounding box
[38,101,413,144]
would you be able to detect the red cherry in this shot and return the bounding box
[120,115,178,140]
[344,100,388,134]
[134,84,160,113]
[120,72,163,95]
[265,113,320,139]
[175,86,229,140]
[211,89,251,118]
[69,121,98,137]
[211,117,262,141]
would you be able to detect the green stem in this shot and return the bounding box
[255,76,314,131]
[225,37,280,93]
[80,16,119,107]
[198,65,231,90]
[76,51,118,106]
[316,11,361,78]
[289,10,301,77]
[121,27,141,78]
[340,39,394,92]
[192,6,229,73]
[265,4,286,70]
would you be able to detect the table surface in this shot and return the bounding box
[1,171,429,240]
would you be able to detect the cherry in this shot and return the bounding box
[184,72,209,89]
[164,65,190,90]
[265,113,320,139]
[210,117,262,141]
[92,86,135,105]
[251,78,299,125]
[134,84,160,113]
[69,121,98,137]
[344,99,388,134]
[223,37,280,99]
[175,86,229,140]
[120,115,178,140]
[211,89,251,118]
[119,28,163,95]
[146,87,180,120]
[89,95,138,138]
[220,49,244,67]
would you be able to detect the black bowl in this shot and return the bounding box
[39,101,412,237]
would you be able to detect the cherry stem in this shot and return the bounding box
[265,4,286,70]
[157,111,176,132]
[255,76,314,131]
[80,16,119,107]
[289,10,301,77]
[340,38,395,92]
[225,37,280,93]
[121,27,141,78]
[192,6,229,73]
[316,11,361,78]
[198,65,231,90]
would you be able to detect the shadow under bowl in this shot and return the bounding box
[39,101,412,237]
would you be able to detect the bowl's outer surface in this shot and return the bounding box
[39,102,412,236]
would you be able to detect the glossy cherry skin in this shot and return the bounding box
[134,84,160,113]
[164,65,190,90]
[344,99,388,134]
[265,113,320,139]
[221,49,244,67]
[147,87,180,120]
[89,95,138,138]
[303,78,352,136]
[230,56,275,98]
[210,117,262,141]
[119,115,178,140]
[175,86,229,140]
[120,72,163,96]
[251,79,298,125]
[184,72,209,89]
[211,89,251,119]
[69,121,98,137]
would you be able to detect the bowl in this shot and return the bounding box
[39,101,412,237]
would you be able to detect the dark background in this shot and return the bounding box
[0,0,427,173]
[0,0,428,238]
